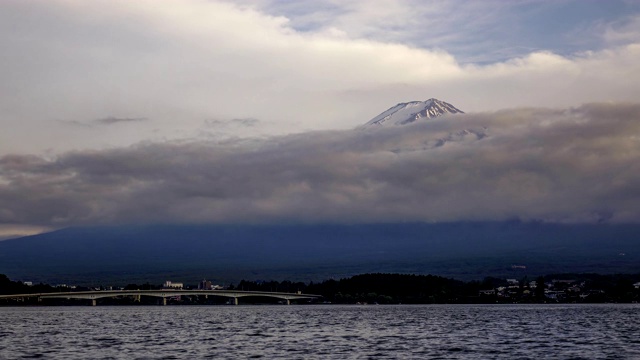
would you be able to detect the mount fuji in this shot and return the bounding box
[363,98,464,127]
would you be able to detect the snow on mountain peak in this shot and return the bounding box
[363,98,464,127]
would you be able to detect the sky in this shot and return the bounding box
[1,0,639,238]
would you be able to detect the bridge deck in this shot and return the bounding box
[0,289,321,300]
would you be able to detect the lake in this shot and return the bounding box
[1,304,639,359]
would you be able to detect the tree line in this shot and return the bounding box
[2,272,639,304]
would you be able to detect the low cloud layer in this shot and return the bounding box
[1,103,639,228]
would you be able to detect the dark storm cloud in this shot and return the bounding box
[95,117,148,125]
[230,118,260,127]
[1,103,639,227]
[57,119,93,128]
[204,118,261,127]
[56,117,148,129]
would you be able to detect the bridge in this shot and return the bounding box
[0,289,322,306]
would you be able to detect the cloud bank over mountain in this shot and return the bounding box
[1,102,639,229]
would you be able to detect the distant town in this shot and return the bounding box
[2,273,639,305]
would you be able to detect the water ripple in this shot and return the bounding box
[1,304,639,359]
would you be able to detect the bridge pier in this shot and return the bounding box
[233,297,238,305]
[91,299,97,306]
[162,297,167,306]
[286,299,290,305]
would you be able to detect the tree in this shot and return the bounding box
[535,276,546,301]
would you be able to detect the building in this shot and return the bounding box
[199,280,212,290]
[163,280,184,289]
[479,289,496,296]
[198,280,224,290]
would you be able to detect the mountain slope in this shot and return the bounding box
[363,98,464,127]
[0,222,638,285]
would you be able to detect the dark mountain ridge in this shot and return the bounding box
[1,222,638,285]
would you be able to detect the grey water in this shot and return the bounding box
[1,304,639,359]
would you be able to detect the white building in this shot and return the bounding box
[163,280,184,289]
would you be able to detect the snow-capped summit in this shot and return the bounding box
[363,98,464,127]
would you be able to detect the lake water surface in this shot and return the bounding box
[1,304,639,359]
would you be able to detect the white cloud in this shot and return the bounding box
[0,0,639,157]
[601,15,640,45]
[0,224,53,241]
